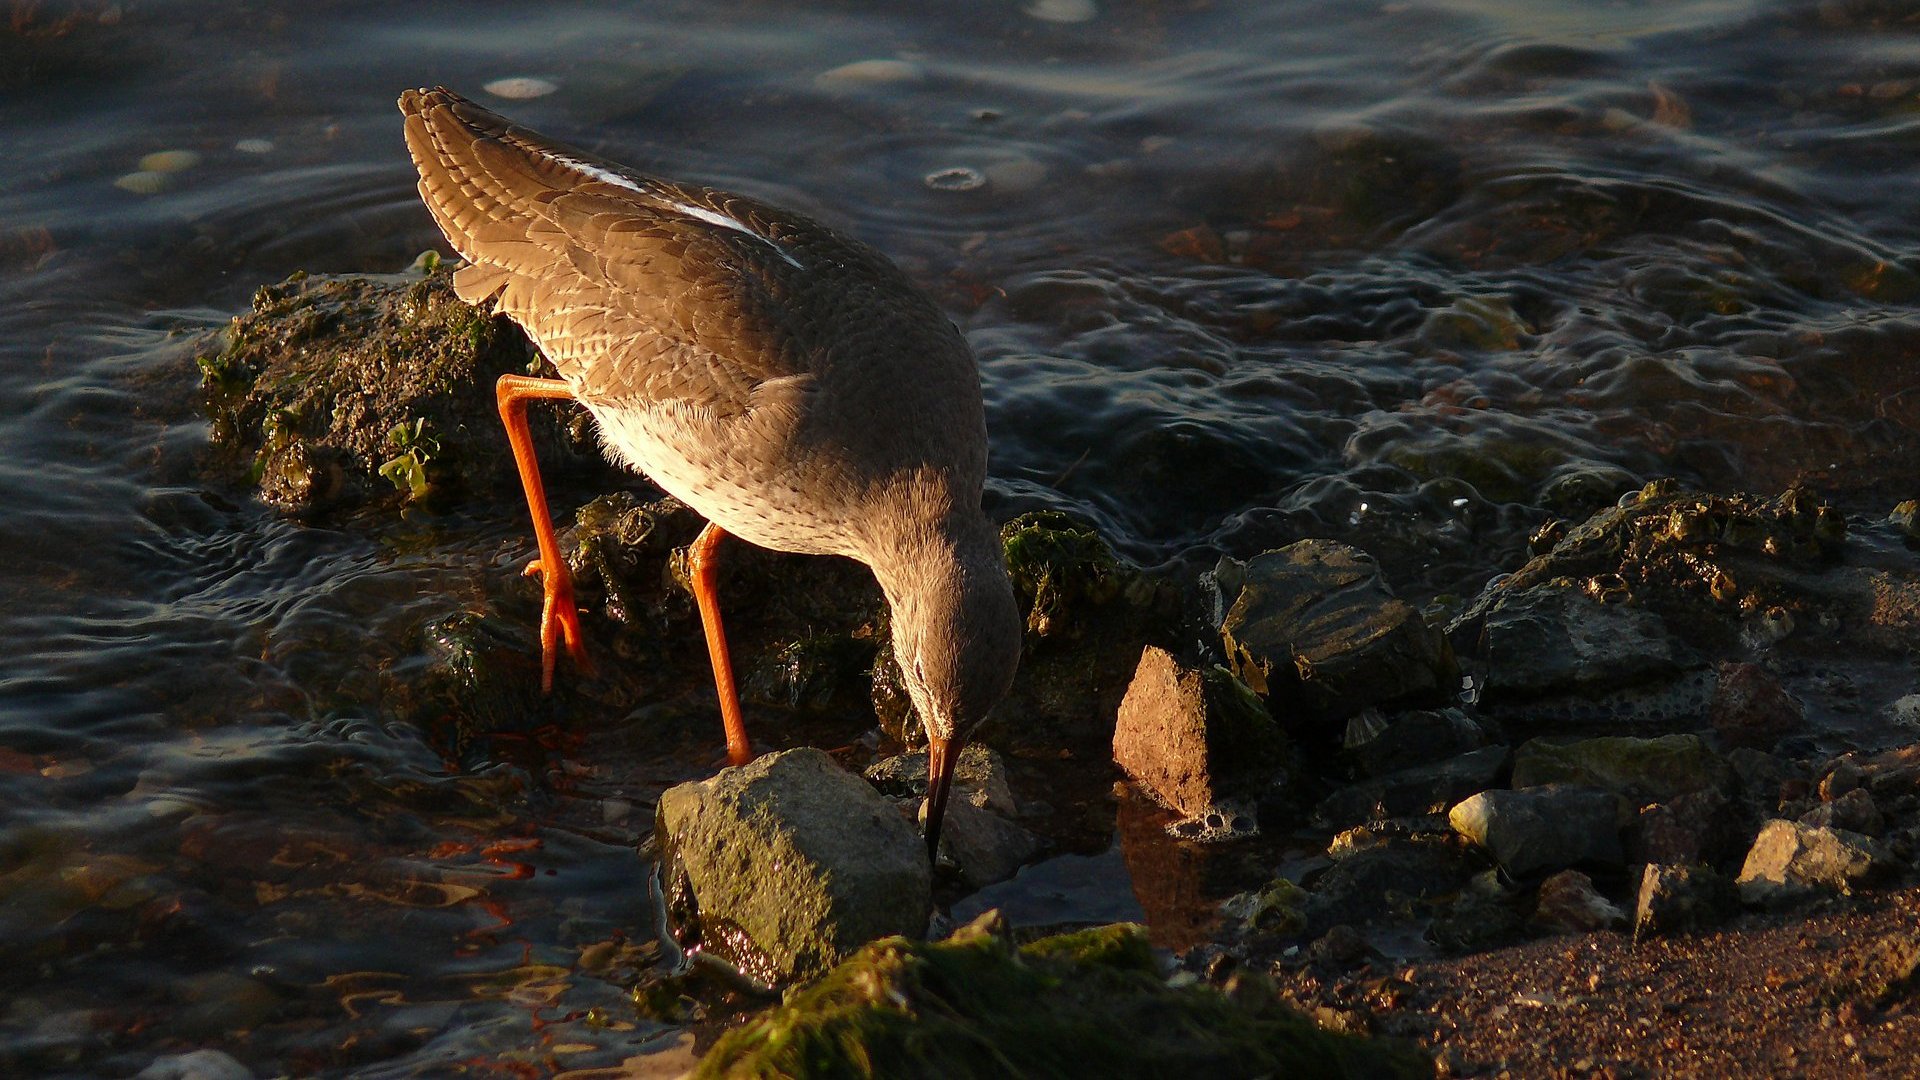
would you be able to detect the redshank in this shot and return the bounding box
[399,87,1021,856]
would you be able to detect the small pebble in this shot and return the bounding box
[233,138,275,155]
[1026,0,1097,23]
[139,149,201,173]
[483,77,559,100]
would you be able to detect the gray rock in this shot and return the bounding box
[1531,869,1626,934]
[1219,541,1453,722]
[1453,585,1697,699]
[657,747,931,985]
[1112,646,1286,819]
[934,799,1040,888]
[1800,788,1884,837]
[1313,745,1511,829]
[135,1050,255,1080]
[1634,863,1737,941]
[866,743,1018,817]
[1737,819,1891,901]
[1449,785,1624,878]
[1347,707,1492,777]
[1302,836,1477,930]
[1511,734,1732,805]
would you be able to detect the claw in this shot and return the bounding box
[524,557,593,691]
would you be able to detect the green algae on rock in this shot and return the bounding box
[695,913,1426,1079]
[196,262,577,510]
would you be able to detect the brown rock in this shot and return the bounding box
[1709,662,1804,749]
[1532,869,1626,934]
[1629,787,1745,868]
[1112,646,1287,820]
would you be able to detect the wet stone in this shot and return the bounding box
[1452,584,1698,701]
[1634,863,1737,941]
[1302,836,1478,930]
[1312,744,1512,830]
[1511,734,1733,806]
[866,743,1017,817]
[1448,785,1624,878]
[1709,662,1805,749]
[1736,819,1891,902]
[134,1049,255,1080]
[1219,541,1454,724]
[657,748,931,985]
[931,800,1040,889]
[1531,869,1626,935]
[1112,646,1286,824]
[1346,707,1493,777]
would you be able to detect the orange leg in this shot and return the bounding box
[496,374,593,691]
[688,522,752,765]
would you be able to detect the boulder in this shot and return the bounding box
[1628,787,1746,869]
[1633,863,1737,940]
[1453,585,1696,700]
[1531,869,1626,934]
[1448,785,1624,878]
[657,748,931,985]
[1219,541,1453,722]
[1345,707,1492,777]
[1799,788,1884,837]
[1313,745,1511,829]
[1112,647,1286,821]
[1511,734,1732,806]
[694,913,1429,1079]
[1736,819,1891,902]
[935,800,1041,888]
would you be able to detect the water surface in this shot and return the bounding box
[5,1,1920,1073]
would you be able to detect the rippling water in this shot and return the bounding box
[6,0,1920,1073]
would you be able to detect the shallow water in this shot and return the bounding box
[6,0,1920,1073]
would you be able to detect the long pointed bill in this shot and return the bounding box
[923,735,959,861]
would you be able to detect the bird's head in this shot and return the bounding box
[878,513,1022,859]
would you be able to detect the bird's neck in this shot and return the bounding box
[864,501,1007,615]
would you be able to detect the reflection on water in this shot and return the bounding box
[5,0,1920,1072]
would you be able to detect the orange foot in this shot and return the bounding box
[523,557,594,691]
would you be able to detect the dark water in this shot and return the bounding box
[6,0,1920,1073]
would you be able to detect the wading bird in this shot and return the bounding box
[399,88,1021,857]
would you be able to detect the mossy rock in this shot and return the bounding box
[998,510,1130,639]
[1453,483,1852,655]
[197,261,587,510]
[696,914,1427,1079]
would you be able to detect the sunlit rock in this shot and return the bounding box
[1449,785,1624,878]
[1113,646,1286,830]
[657,748,930,986]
